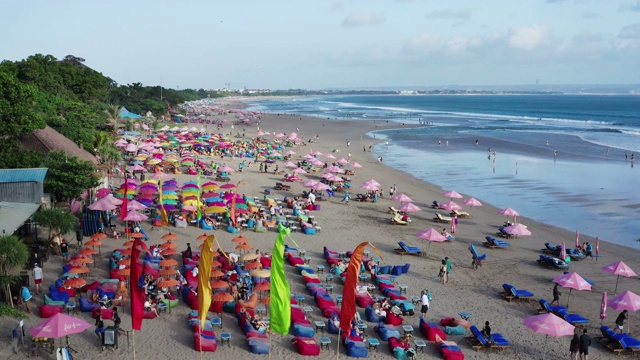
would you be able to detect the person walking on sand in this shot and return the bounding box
[420,289,430,318]
[615,310,628,333]
[33,263,43,294]
[579,329,591,360]
[341,192,351,204]
[570,333,580,360]
[551,283,562,306]
[445,257,453,283]
[438,260,447,284]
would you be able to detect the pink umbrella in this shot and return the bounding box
[123,211,148,222]
[292,167,307,175]
[283,161,297,168]
[391,194,413,203]
[327,174,344,182]
[303,179,319,188]
[88,197,117,211]
[182,205,197,212]
[324,154,336,159]
[337,158,349,165]
[96,188,111,198]
[29,313,92,340]
[416,228,447,254]
[104,194,123,206]
[127,199,148,211]
[608,290,640,333]
[575,231,580,249]
[350,162,363,169]
[325,165,344,173]
[503,223,531,237]
[115,139,128,147]
[560,242,566,261]
[442,190,462,199]
[218,165,235,173]
[600,292,607,324]
[499,207,520,223]
[439,201,462,211]
[362,179,381,187]
[553,272,592,308]
[311,182,331,191]
[360,182,382,191]
[523,313,575,360]
[398,203,421,213]
[463,197,483,207]
[125,143,138,152]
[220,183,236,189]
[287,132,298,140]
[602,261,638,294]
[285,150,296,156]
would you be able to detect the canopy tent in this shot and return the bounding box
[0,202,40,235]
[119,107,142,119]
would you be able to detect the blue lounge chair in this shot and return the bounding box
[469,244,487,261]
[484,236,511,249]
[537,255,570,270]
[542,242,561,254]
[599,326,640,355]
[501,284,534,302]
[396,242,424,256]
[537,299,568,314]
[566,248,586,260]
[554,310,590,327]
[466,325,510,351]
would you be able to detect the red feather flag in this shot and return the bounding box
[119,167,129,221]
[130,239,151,331]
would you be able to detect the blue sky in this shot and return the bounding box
[1,0,639,89]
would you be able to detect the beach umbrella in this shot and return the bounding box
[63,277,87,289]
[439,201,461,211]
[552,272,592,309]
[391,194,413,203]
[119,248,133,257]
[303,179,318,188]
[336,158,348,165]
[210,280,229,290]
[463,197,483,208]
[220,183,236,189]
[398,202,422,213]
[91,232,107,240]
[118,259,131,267]
[311,182,331,191]
[72,257,93,265]
[236,243,253,252]
[292,167,307,175]
[78,248,97,257]
[241,253,259,261]
[211,292,235,325]
[129,232,145,239]
[232,235,249,244]
[88,197,117,211]
[350,162,363,169]
[161,233,179,241]
[499,207,520,223]
[96,188,111,198]
[157,278,179,288]
[442,190,462,200]
[123,211,148,222]
[261,295,271,305]
[29,313,92,349]
[325,165,344,173]
[360,182,381,191]
[69,266,90,275]
[218,165,235,173]
[283,161,297,168]
[123,241,134,248]
[126,200,148,211]
[608,290,640,333]
[600,292,607,325]
[559,242,567,261]
[250,269,271,278]
[196,233,209,241]
[523,313,574,360]
[416,228,447,255]
[602,261,637,294]
[159,258,178,268]
[244,262,262,270]
[85,239,102,247]
[503,223,531,237]
[160,248,178,256]
[210,269,224,278]
[362,178,381,187]
[285,150,296,156]
[159,241,177,250]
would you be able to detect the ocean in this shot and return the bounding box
[247,94,640,249]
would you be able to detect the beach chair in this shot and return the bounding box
[501,284,534,302]
[274,182,291,191]
[391,214,408,225]
[597,326,640,355]
[567,248,586,260]
[496,227,515,238]
[433,213,452,223]
[537,299,568,314]
[466,325,510,352]
[553,310,590,327]
[484,236,511,249]
[542,243,561,254]
[388,206,400,214]
[431,201,442,209]
[537,255,570,270]
[395,242,424,257]
[450,209,470,218]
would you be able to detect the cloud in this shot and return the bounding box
[424,9,472,22]
[509,24,551,50]
[401,34,443,56]
[618,22,640,43]
[342,12,386,28]
[619,1,640,12]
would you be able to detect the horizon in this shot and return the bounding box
[2,1,639,89]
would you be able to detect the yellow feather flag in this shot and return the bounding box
[197,235,215,327]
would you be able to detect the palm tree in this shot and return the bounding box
[104,104,122,128]
[0,235,29,306]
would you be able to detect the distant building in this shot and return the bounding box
[0,168,48,236]
[19,125,99,165]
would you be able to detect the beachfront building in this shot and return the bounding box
[19,125,99,165]
[0,168,48,237]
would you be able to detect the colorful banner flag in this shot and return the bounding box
[158,171,169,226]
[198,235,215,327]
[196,171,202,221]
[130,239,148,331]
[229,182,239,228]
[269,224,292,335]
[340,242,382,334]
[119,167,129,221]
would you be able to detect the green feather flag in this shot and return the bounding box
[269,223,292,335]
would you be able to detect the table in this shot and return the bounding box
[324,285,333,293]
[295,295,305,305]
[316,265,325,273]
[220,333,231,346]
[367,338,380,351]
[325,274,334,284]
[458,312,472,321]
[319,337,331,350]
[411,296,421,304]
[302,306,313,315]
[413,339,427,352]
[256,305,267,315]
[359,274,367,282]
[304,256,311,264]
[402,325,414,335]
[211,317,222,328]
[314,320,326,333]
[363,250,370,257]
[336,295,343,306]
[298,249,306,256]
[373,257,381,265]
[65,301,77,315]
[357,323,368,333]
[157,302,168,314]
[399,284,408,293]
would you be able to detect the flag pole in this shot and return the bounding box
[268,329,272,360]
[336,327,340,359]
[132,330,136,360]
[199,327,203,360]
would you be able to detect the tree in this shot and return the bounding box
[0,235,29,306]
[43,151,100,206]
[34,208,76,241]
[104,104,122,128]
[0,70,46,138]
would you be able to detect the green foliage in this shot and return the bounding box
[104,104,122,128]
[34,208,77,240]
[0,236,29,275]
[0,70,46,138]
[0,141,42,169]
[0,302,27,318]
[42,151,100,205]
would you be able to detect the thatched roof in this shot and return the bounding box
[20,126,99,165]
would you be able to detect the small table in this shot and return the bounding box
[319,337,331,350]
[324,285,333,293]
[363,250,370,257]
[399,284,408,293]
[210,317,222,328]
[389,275,397,283]
[357,323,368,333]
[336,295,343,306]
[411,296,421,304]
[157,302,168,314]
[458,312,472,321]
[367,338,380,351]
[359,274,367,282]
[413,339,427,353]
[304,256,311,264]
[295,295,305,305]
[65,301,77,315]
[402,325,414,335]
[315,320,326,333]
[325,274,334,284]
[316,265,325,273]
[302,306,313,315]
[298,249,306,256]
[256,305,267,315]
[220,333,231,346]
[373,257,381,265]
[339,251,346,259]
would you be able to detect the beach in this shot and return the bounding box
[2,103,639,360]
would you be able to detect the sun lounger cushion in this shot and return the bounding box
[193,333,218,352]
[557,311,590,325]
[345,338,368,358]
[491,333,510,347]
[377,323,401,341]
[248,338,270,354]
[292,337,321,356]
[79,296,100,312]
[445,325,466,335]
[39,304,63,318]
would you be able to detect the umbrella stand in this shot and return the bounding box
[614,275,620,294]
[566,289,573,309]
[542,334,548,360]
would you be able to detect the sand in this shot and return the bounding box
[2,102,639,360]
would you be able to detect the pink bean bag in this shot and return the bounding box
[385,312,404,326]
[187,291,199,310]
[420,321,447,342]
[143,264,159,278]
[453,318,471,329]
[440,317,455,327]
[259,257,271,268]
[82,281,100,293]
[322,306,341,318]
[292,337,321,356]
[193,332,218,352]
[57,287,76,298]
[93,308,114,320]
[143,310,157,319]
[356,294,376,308]
[39,304,63,318]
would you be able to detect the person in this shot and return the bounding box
[570,333,580,360]
[95,309,105,340]
[144,296,159,317]
[551,283,562,306]
[420,289,430,317]
[445,257,453,284]
[185,243,193,259]
[239,282,249,301]
[341,192,351,204]
[373,303,387,321]
[579,329,591,360]
[439,260,447,284]
[60,239,69,262]
[331,313,340,329]
[481,321,491,339]
[584,242,594,259]
[32,263,43,294]
[52,234,62,255]
[112,307,122,330]
[349,322,361,338]
[615,310,628,333]
[21,284,32,314]
[191,265,199,277]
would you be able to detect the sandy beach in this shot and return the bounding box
[2,102,639,360]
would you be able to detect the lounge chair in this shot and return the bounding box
[537,255,570,270]
[431,200,442,209]
[450,209,470,218]
[496,227,515,238]
[537,299,568,314]
[388,206,399,214]
[274,182,291,191]
[598,326,640,355]
[391,214,408,225]
[542,243,561,255]
[553,310,590,327]
[501,284,534,302]
[469,244,487,261]
[395,242,424,257]
[465,325,510,351]
[484,236,511,249]
[567,248,586,261]
[433,213,452,223]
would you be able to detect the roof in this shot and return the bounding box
[0,202,40,235]
[0,168,48,184]
[20,126,99,165]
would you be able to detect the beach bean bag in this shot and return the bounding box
[193,332,218,352]
[200,220,214,230]
[293,324,315,338]
[109,269,127,282]
[79,296,100,312]
[44,294,66,307]
[259,257,271,269]
[223,301,236,313]
[92,308,114,320]
[292,337,321,356]
[48,289,71,303]
[143,264,159,279]
[401,263,410,274]
[390,266,403,276]
[438,342,465,360]
[389,292,406,301]
[248,338,270,354]
[160,298,179,308]
[57,287,76,298]
[365,306,381,323]
[187,291,199,310]
[420,318,446,342]
[97,287,115,299]
[143,310,157,319]
[389,337,412,360]
[344,338,368,358]
[445,325,466,335]
[378,265,391,274]
[452,318,470,329]
[440,317,455,327]
[82,281,100,293]
[377,323,401,341]
[226,225,238,234]
[39,304,63,318]
[255,226,267,233]
[303,227,317,235]
[385,312,404,326]
[210,301,224,314]
[328,318,340,334]
[356,294,376,308]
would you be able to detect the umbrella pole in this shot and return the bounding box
[566,289,573,309]
[132,330,136,360]
[336,327,340,360]
[614,275,620,294]
[542,334,548,360]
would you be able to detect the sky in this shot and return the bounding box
[1,0,639,90]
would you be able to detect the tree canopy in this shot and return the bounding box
[43,151,100,205]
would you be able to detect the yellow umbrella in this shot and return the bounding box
[147,159,161,165]
[202,185,219,192]
[250,269,271,278]
[205,206,227,214]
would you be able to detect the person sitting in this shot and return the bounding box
[250,315,267,332]
[331,314,340,329]
[481,321,491,340]
[238,283,249,301]
[144,296,159,317]
[373,303,387,321]
[401,213,411,222]
[99,295,112,309]
[349,321,362,338]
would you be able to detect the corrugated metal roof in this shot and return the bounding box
[0,168,48,184]
[0,202,40,235]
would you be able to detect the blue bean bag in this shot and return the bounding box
[223,301,236,313]
[377,323,401,341]
[365,306,381,323]
[345,338,368,358]
[391,266,403,276]
[79,297,99,312]
[200,220,214,230]
[227,225,239,234]
[97,287,115,299]
[248,338,270,354]
[328,318,340,334]
[48,289,70,303]
[303,227,317,235]
[378,265,391,274]
[445,325,466,335]
[293,324,315,338]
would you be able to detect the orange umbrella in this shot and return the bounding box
[254,282,270,291]
[72,257,93,265]
[159,268,179,277]
[120,248,132,256]
[159,258,178,267]
[196,233,209,241]
[123,241,135,247]
[69,266,90,274]
[117,267,130,276]
[212,292,234,302]
[161,233,179,241]
[79,248,97,257]
[160,248,178,256]
[157,278,179,288]
[210,269,224,278]
[211,260,222,268]
[129,232,146,239]
[250,269,270,278]
[91,233,107,240]
[236,243,253,251]
[85,239,102,247]
[63,277,87,289]
[232,235,248,244]
[260,295,270,305]
[210,280,229,289]
[118,259,131,266]
[159,241,177,250]
[244,262,262,270]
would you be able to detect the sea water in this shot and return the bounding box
[247,95,640,249]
